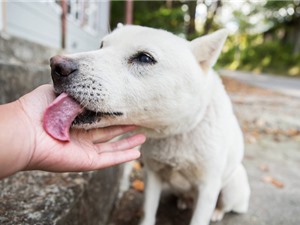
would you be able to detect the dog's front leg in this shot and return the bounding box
[140,169,163,225]
[190,175,222,225]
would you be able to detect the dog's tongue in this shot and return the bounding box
[43,93,83,142]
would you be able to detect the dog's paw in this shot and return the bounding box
[211,209,225,222]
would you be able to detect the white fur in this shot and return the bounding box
[56,25,250,225]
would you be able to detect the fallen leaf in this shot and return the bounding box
[273,134,281,142]
[254,118,266,128]
[259,164,269,172]
[132,179,144,192]
[133,161,142,171]
[245,134,257,144]
[286,129,300,137]
[262,175,284,189]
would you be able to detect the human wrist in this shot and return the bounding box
[0,100,35,178]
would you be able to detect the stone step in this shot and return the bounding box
[0,33,60,65]
[0,168,124,225]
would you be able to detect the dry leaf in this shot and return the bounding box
[263,175,284,189]
[254,118,266,128]
[273,135,281,142]
[132,179,144,192]
[245,134,257,144]
[286,129,300,137]
[133,161,142,171]
[259,164,269,172]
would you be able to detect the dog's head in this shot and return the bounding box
[49,25,227,137]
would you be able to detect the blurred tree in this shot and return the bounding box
[202,0,222,34]
[187,0,197,35]
[264,0,300,54]
[110,1,126,29]
[231,0,300,54]
[217,0,300,76]
[110,1,186,35]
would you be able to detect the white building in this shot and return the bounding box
[0,0,110,53]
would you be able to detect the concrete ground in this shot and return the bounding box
[108,77,300,225]
[220,69,300,98]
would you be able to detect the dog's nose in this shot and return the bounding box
[50,55,78,79]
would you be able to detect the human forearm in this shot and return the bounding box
[0,101,33,178]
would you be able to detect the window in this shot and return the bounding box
[67,0,100,34]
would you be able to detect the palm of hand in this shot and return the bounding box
[18,85,145,172]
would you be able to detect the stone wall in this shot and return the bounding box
[0,62,51,103]
[0,33,54,103]
[0,168,123,225]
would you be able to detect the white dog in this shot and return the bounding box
[45,25,250,225]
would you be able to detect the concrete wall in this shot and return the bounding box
[0,2,3,31]
[0,62,51,104]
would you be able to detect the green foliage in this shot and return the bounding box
[110,1,126,29]
[134,5,185,34]
[265,0,294,11]
[217,34,300,76]
[217,0,300,76]
[110,1,185,34]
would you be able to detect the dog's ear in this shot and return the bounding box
[190,29,228,72]
[117,23,124,29]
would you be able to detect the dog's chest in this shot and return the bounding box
[141,129,212,191]
[141,103,226,191]
[145,155,203,192]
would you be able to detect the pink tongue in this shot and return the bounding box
[43,93,83,142]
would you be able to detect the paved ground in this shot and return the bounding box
[220,69,300,98]
[108,76,300,225]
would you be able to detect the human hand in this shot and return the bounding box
[0,85,145,178]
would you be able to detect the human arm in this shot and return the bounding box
[0,85,146,179]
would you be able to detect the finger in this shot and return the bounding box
[92,149,141,169]
[95,133,146,153]
[90,125,138,143]
[36,148,141,172]
[71,125,138,143]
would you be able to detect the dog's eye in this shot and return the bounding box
[137,53,154,64]
[131,52,156,65]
